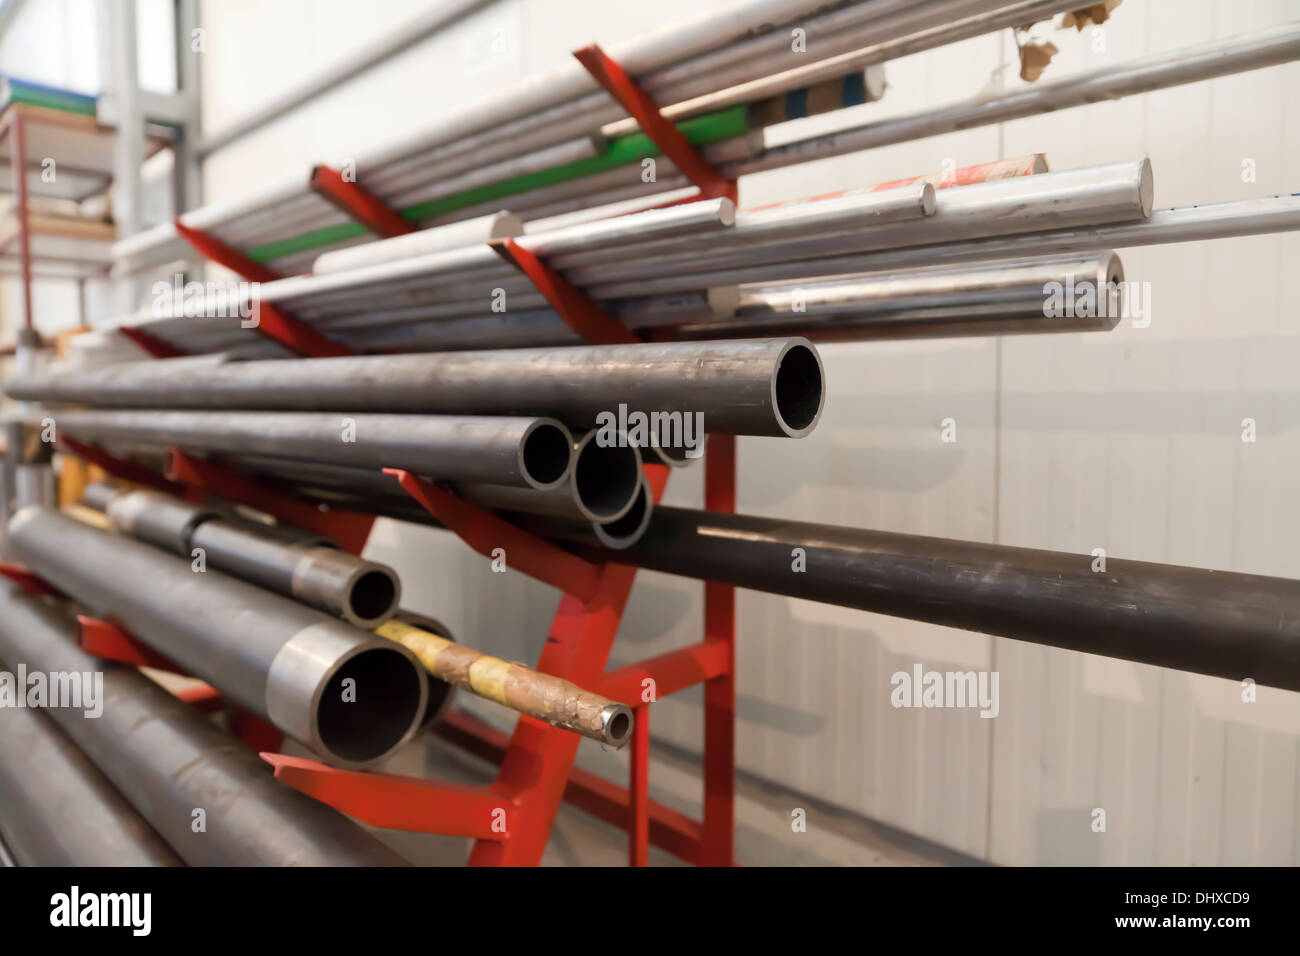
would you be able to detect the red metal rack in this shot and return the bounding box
[42,48,740,866]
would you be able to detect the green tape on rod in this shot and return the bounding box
[248,105,749,264]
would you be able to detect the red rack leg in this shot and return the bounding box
[701,433,737,866]
[311,165,415,239]
[573,44,738,204]
[629,704,650,867]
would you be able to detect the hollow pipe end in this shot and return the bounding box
[770,337,826,438]
[519,418,575,491]
[600,703,634,749]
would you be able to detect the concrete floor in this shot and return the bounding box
[334,711,981,867]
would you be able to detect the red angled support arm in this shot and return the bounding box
[166,450,376,555]
[311,165,415,239]
[385,468,605,600]
[573,43,738,204]
[117,325,187,358]
[0,562,63,598]
[56,436,189,495]
[174,219,282,283]
[489,238,638,346]
[262,753,511,840]
[78,614,185,673]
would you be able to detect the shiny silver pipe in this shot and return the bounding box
[0,683,183,867]
[739,23,1300,176]
[457,430,643,524]
[569,160,1153,289]
[6,507,428,771]
[0,578,409,864]
[588,194,1300,298]
[16,338,824,439]
[673,252,1125,340]
[93,487,403,629]
[47,409,574,491]
[312,211,523,274]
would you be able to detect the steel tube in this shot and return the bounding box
[6,507,429,770]
[588,507,1300,691]
[17,338,824,439]
[0,578,409,864]
[0,683,183,867]
[93,487,403,628]
[47,409,574,491]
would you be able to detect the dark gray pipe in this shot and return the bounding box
[48,409,574,490]
[592,506,1300,691]
[0,679,184,867]
[94,487,403,628]
[0,580,408,865]
[10,338,826,438]
[7,507,428,770]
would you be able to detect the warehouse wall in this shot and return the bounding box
[34,0,1300,863]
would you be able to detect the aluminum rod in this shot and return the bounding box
[45,409,574,490]
[6,507,429,770]
[311,211,523,274]
[0,578,410,865]
[15,339,824,439]
[737,22,1300,176]
[0,683,183,867]
[581,507,1300,691]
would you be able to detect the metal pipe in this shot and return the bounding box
[672,252,1126,341]
[0,578,409,864]
[0,682,184,867]
[46,409,574,490]
[457,430,644,523]
[522,471,658,551]
[374,617,633,747]
[15,338,825,439]
[567,160,1152,288]
[92,487,403,628]
[587,194,1300,298]
[737,23,1300,176]
[311,211,523,274]
[6,507,429,770]
[583,506,1300,691]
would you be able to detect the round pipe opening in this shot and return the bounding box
[572,434,641,522]
[650,436,704,467]
[348,569,400,625]
[316,648,423,764]
[520,421,573,490]
[603,706,633,747]
[773,341,825,437]
[594,478,652,550]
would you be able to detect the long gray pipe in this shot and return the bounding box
[45,409,573,490]
[6,507,428,770]
[10,338,824,439]
[0,682,183,867]
[0,579,408,865]
[588,506,1300,691]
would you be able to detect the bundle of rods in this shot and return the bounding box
[112,0,1110,277]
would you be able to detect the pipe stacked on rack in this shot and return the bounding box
[77,485,636,744]
[111,0,1090,277]
[6,506,429,771]
[0,576,410,865]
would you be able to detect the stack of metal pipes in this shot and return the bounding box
[107,3,1300,280]
[110,0,1107,278]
